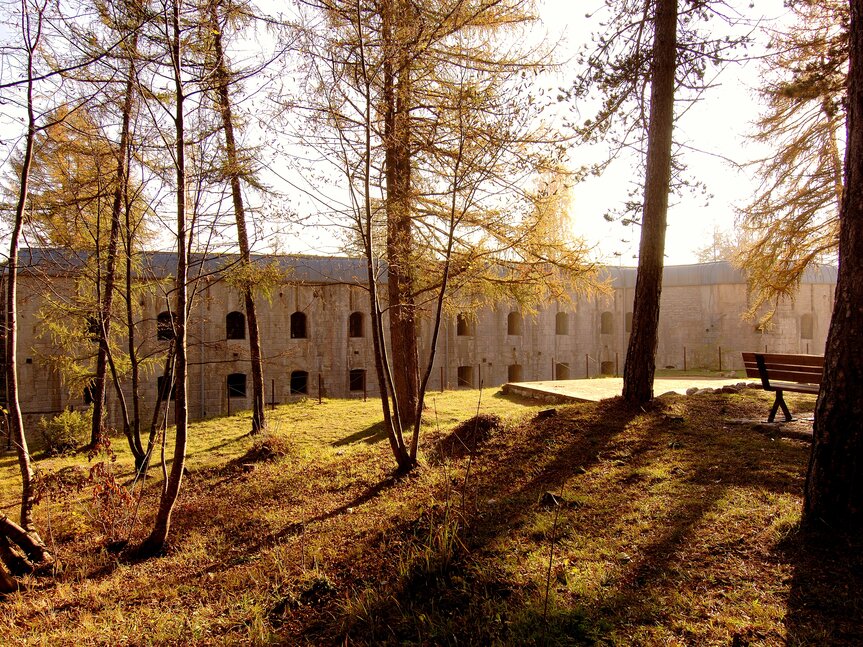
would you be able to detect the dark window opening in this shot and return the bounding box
[555,312,568,335]
[507,311,523,336]
[508,364,523,383]
[600,311,613,335]
[457,365,474,387]
[157,311,174,341]
[227,373,247,398]
[290,370,309,395]
[83,380,96,405]
[555,363,570,380]
[157,375,176,401]
[456,313,474,336]
[625,311,633,334]
[290,311,308,339]
[226,311,246,340]
[348,311,364,338]
[86,315,100,342]
[801,313,814,340]
[349,368,366,392]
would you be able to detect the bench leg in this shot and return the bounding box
[768,390,793,423]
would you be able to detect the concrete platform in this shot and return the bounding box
[501,376,751,404]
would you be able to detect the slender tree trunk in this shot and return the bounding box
[208,1,266,434]
[0,3,53,579]
[7,27,39,533]
[125,170,144,464]
[622,0,678,405]
[803,0,863,534]
[355,1,411,470]
[91,38,144,467]
[139,0,188,555]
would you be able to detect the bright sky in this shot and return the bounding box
[0,0,794,266]
[542,0,791,265]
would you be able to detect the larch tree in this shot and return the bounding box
[201,0,266,434]
[0,0,56,591]
[737,0,847,317]
[621,0,678,404]
[137,0,192,556]
[802,0,863,534]
[292,0,594,470]
[573,0,743,404]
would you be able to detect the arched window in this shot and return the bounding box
[600,311,614,335]
[348,311,364,338]
[456,313,474,336]
[801,313,814,340]
[227,373,247,398]
[349,368,366,392]
[156,311,174,341]
[507,311,523,336]
[290,311,308,339]
[555,312,568,335]
[290,370,309,395]
[226,311,246,340]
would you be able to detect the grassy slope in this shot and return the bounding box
[0,387,861,645]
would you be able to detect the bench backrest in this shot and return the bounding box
[741,352,824,386]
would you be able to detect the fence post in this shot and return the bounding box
[615,352,619,377]
[585,354,589,378]
[318,374,323,404]
[271,379,275,410]
[718,346,722,372]
[683,346,687,371]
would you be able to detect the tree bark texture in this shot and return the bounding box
[91,44,139,457]
[383,0,420,433]
[140,0,188,554]
[7,35,40,533]
[803,0,863,533]
[622,0,678,405]
[209,1,266,434]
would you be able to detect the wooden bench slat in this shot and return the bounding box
[758,371,821,384]
[741,352,824,368]
[761,381,820,394]
[741,351,823,422]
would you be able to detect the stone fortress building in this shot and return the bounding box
[2,249,837,428]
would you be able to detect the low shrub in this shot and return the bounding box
[38,407,90,455]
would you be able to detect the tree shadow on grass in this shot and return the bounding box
[332,421,387,447]
[781,529,863,645]
[269,475,399,543]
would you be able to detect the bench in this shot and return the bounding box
[741,352,824,422]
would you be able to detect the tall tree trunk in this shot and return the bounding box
[382,0,419,432]
[91,44,141,461]
[208,1,266,434]
[0,2,52,579]
[622,0,678,405]
[139,0,188,555]
[353,1,411,470]
[7,26,39,534]
[125,167,144,466]
[803,0,863,534]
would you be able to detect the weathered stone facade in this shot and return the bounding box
[2,250,836,429]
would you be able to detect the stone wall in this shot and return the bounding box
[4,256,836,429]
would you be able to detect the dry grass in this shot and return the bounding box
[0,386,860,645]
